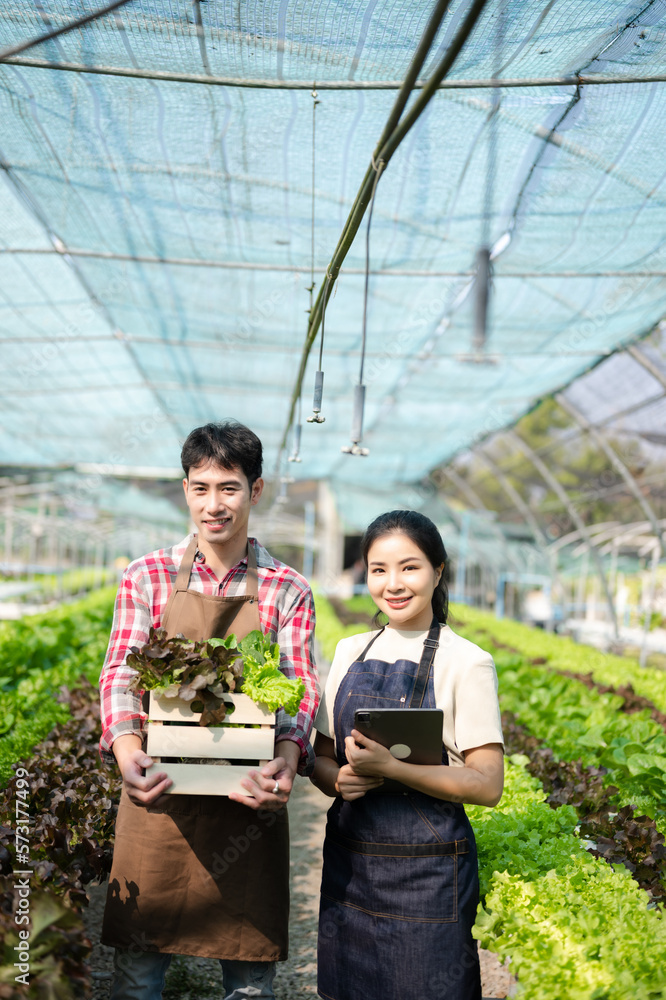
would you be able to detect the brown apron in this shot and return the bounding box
[101,538,289,961]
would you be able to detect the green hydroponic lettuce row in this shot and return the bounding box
[456,625,666,828]
[312,590,371,663]
[0,588,116,785]
[453,602,666,714]
[470,756,666,1000]
[0,587,116,693]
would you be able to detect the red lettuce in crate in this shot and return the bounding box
[126,628,304,726]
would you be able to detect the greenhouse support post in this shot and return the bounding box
[475,449,549,548]
[303,501,316,581]
[639,545,659,668]
[506,429,619,641]
[556,393,666,560]
[453,510,471,604]
[442,467,487,511]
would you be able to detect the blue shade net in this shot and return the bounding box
[1,0,666,492]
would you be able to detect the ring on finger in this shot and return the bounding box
[272,779,280,795]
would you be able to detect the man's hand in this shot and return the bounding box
[112,734,172,807]
[229,739,300,811]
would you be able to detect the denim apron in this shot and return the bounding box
[317,620,482,1000]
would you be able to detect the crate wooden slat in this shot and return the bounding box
[146,723,274,760]
[149,691,272,725]
[155,763,258,797]
[147,691,275,797]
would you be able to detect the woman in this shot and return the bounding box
[311,510,504,1000]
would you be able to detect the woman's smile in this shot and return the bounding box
[385,595,412,608]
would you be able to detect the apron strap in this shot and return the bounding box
[173,537,199,592]
[409,617,440,708]
[357,625,386,662]
[245,542,259,601]
[174,537,259,599]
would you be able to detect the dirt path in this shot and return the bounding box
[84,778,515,998]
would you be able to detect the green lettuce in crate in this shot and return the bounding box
[236,630,305,717]
[126,627,304,726]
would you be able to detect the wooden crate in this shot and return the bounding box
[146,691,275,796]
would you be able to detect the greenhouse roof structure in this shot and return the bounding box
[332,481,550,576]
[2,0,666,491]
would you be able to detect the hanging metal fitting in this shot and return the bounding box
[287,424,303,462]
[307,370,326,423]
[341,384,369,456]
[275,476,291,504]
[455,246,497,364]
[473,245,491,355]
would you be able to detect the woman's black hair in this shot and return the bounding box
[361,510,449,625]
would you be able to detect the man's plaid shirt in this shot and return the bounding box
[99,534,319,775]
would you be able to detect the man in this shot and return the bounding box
[99,420,319,1000]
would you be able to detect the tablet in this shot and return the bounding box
[353,708,444,792]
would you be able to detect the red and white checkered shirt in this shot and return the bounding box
[99,534,319,775]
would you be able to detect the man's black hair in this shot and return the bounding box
[181,421,263,488]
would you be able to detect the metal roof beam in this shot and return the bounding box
[5,56,666,91]
[627,342,666,391]
[5,248,666,278]
[0,1,136,61]
[548,520,620,553]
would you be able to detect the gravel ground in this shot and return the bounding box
[83,778,516,999]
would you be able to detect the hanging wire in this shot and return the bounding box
[306,85,327,424]
[309,87,318,308]
[360,157,384,384]
[342,156,385,456]
[280,0,490,456]
[481,28,502,253]
[473,0,505,358]
[192,0,212,76]
[288,393,303,462]
[307,269,331,423]
[457,0,504,365]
